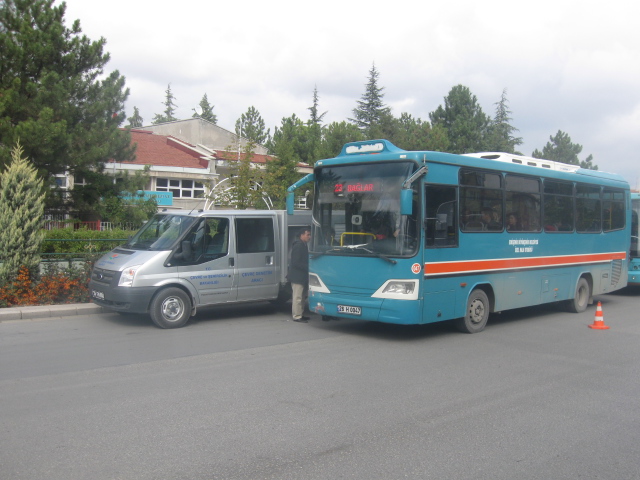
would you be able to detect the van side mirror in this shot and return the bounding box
[400,189,413,215]
[174,240,192,261]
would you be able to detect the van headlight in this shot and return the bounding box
[118,265,141,287]
[372,280,419,300]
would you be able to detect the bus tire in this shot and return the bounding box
[454,289,490,334]
[149,287,192,329]
[565,277,590,313]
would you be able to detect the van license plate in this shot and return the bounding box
[91,290,105,300]
[338,305,361,315]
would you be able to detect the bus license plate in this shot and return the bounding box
[91,290,105,300]
[338,305,361,315]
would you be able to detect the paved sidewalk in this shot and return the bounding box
[0,303,106,322]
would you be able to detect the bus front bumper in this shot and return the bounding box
[309,291,421,325]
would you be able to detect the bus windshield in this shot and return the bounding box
[123,214,198,251]
[312,161,419,257]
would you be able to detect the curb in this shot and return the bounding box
[0,303,106,322]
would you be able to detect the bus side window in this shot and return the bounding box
[425,185,458,248]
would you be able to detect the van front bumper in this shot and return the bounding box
[88,280,156,314]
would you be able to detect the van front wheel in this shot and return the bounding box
[150,288,192,329]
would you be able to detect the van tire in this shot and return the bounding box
[454,289,490,334]
[565,277,590,313]
[150,287,192,329]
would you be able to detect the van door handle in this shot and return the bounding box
[266,255,273,265]
[229,257,234,267]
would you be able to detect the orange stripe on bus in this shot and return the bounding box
[424,252,627,276]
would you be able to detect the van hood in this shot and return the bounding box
[94,248,170,271]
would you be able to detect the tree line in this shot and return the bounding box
[1,0,597,218]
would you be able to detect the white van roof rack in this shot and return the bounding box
[463,152,580,173]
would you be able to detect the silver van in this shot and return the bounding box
[89,210,311,328]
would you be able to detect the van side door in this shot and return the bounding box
[175,217,237,305]
[235,216,279,301]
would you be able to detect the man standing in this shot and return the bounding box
[289,228,311,322]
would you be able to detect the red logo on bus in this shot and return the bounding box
[411,263,421,274]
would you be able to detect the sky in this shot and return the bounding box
[61,0,640,189]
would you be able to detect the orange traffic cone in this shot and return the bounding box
[588,301,609,330]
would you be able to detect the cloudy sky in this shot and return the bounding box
[61,0,640,188]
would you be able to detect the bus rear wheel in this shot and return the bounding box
[150,287,192,329]
[565,277,590,313]
[454,289,490,334]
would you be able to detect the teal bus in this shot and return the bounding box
[630,192,640,285]
[287,140,630,333]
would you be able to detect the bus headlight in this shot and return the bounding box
[118,265,141,287]
[372,280,419,300]
[308,273,330,293]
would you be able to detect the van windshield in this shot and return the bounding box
[123,214,198,251]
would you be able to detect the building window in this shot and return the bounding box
[156,178,205,198]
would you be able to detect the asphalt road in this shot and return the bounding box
[1,289,640,480]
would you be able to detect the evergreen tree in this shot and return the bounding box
[319,121,364,159]
[0,143,46,283]
[429,85,491,154]
[306,86,326,162]
[235,106,270,145]
[391,113,450,152]
[265,115,308,209]
[69,166,157,223]
[486,88,522,153]
[350,63,391,135]
[192,93,217,124]
[308,85,327,126]
[152,83,178,124]
[532,130,597,170]
[127,106,144,127]
[224,141,265,209]
[0,0,134,213]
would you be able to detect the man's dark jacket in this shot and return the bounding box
[288,239,309,285]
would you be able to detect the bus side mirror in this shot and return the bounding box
[286,192,295,215]
[400,189,413,215]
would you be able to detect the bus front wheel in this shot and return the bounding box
[149,287,192,329]
[454,289,490,334]
[565,277,590,313]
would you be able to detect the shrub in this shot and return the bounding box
[0,144,46,283]
[41,227,133,256]
[0,263,92,307]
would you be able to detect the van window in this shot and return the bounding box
[236,218,275,253]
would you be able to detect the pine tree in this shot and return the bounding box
[265,115,309,208]
[152,83,178,124]
[532,130,597,170]
[350,63,391,135]
[127,106,144,127]
[306,86,326,162]
[0,0,134,214]
[308,86,327,126]
[0,144,46,283]
[486,88,522,153]
[429,85,491,154]
[192,93,217,124]
[225,141,265,209]
[235,106,270,145]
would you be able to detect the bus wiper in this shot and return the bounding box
[311,247,342,259]
[348,245,397,264]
